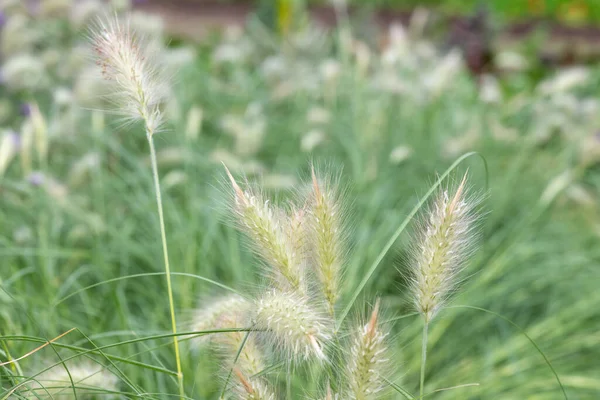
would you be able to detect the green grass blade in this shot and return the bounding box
[448,305,568,399]
[337,152,488,329]
[53,272,240,307]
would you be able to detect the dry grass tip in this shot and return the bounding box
[346,299,389,400]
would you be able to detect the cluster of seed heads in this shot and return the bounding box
[189,166,480,398]
[79,15,485,388]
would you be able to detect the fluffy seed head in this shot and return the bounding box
[411,174,480,322]
[233,368,276,400]
[191,295,265,378]
[254,290,330,361]
[309,166,345,315]
[225,166,305,292]
[90,16,167,134]
[190,294,250,344]
[23,362,118,399]
[346,299,389,400]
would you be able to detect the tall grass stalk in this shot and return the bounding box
[411,174,480,398]
[419,320,428,398]
[90,16,184,397]
[147,134,184,397]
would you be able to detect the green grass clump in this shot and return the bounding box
[1,2,599,399]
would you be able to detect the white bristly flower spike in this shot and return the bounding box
[347,299,389,400]
[411,173,481,398]
[191,294,250,345]
[233,368,276,400]
[309,166,345,316]
[90,17,183,397]
[411,173,480,323]
[190,295,265,377]
[23,362,118,399]
[224,165,305,293]
[91,16,167,135]
[254,290,330,361]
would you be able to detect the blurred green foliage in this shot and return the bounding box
[1,0,600,399]
[301,0,600,23]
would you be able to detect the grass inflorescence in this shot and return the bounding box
[0,2,597,399]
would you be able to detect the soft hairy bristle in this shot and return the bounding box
[224,166,305,293]
[411,174,480,322]
[233,368,277,400]
[309,166,345,315]
[346,299,389,400]
[90,16,167,134]
[23,362,118,399]
[318,382,340,400]
[254,290,330,361]
[191,294,250,343]
[192,295,265,378]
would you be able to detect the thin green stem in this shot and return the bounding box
[419,319,429,399]
[147,133,184,399]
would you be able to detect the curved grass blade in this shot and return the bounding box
[54,272,240,307]
[448,305,567,399]
[337,152,488,329]
[420,383,479,399]
[219,330,252,398]
[381,376,414,399]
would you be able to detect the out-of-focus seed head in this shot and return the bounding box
[233,368,276,400]
[190,295,264,377]
[190,294,250,347]
[22,362,119,399]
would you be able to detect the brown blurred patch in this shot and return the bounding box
[135,0,600,72]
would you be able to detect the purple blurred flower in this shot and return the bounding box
[27,171,45,186]
[25,0,40,16]
[8,131,21,150]
[20,103,31,116]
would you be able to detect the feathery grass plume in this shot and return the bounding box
[346,299,389,400]
[218,329,265,379]
[191,294,250,346]
[191,295,266,392]
[91,15,167,135]
[254,290,330,361]
[308,166,345,315]
[283,205,308,273]
[224,166,305,293]
[23,362,118,399]
[90,16,183,396]
[410,173,480,322]
[196,296,265,377]
[233,368,276,400]
[411,173,480,398]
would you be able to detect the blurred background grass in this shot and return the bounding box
[0,0,599,399]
